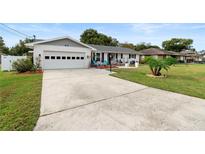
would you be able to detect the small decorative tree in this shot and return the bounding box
[145,57,177,76]
[35,57,41,70]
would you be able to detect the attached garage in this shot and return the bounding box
[26,36,95,70]
[43,51,86,69]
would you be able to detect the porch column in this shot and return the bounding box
[136,55,139,63]
[99,53,101,62]
[118,53,121,61]
[91,52,95,61]
[104,53,108,62]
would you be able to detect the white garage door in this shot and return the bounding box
[43,51,87,69]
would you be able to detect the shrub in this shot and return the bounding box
[12,58,34,73]
[140,59,146,64]
[144,57,176,76]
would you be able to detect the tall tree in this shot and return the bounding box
[120,43,135,50]
[8,38,34,56]
[0,36,9,55]
[162,38,194,52]
[80,29,119,46]
[135,42,160,51]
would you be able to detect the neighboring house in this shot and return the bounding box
[199,54,205,62]
[180,50,201,63]
[138,48,203,63]
[198,50,205,62]
[139,48,181,62]
[26,36,139,70]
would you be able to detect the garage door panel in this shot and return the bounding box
[43,51,86,69]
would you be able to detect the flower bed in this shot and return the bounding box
[96,65,118,69]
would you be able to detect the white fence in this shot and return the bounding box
[1,55,27,71]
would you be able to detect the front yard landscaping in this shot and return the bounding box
[111,64,205,99]
[0,71,42,130]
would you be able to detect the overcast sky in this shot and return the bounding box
[0,23,205,51]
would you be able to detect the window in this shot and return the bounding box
[51,56,55,59]
[96,53,100,61]
[62,56,66,60]
[45,56,49,59]
[130,54,136,58]
[81,57,84,60]
[72,57,75,59]
[67,56,70,59]
[76,57,80,60]
[121,54,123,58]
[57,56,61,59]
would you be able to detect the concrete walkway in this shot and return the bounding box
[35,69,205,130]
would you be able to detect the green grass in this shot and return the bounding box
[0,71,42,131]
[111,64,205,99]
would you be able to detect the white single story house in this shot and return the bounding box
[26,36,139,70]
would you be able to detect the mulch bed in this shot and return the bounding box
[96,65,118,69]
[16,70,43,74]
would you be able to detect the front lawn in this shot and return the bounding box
[0,71,42,130]
[111,64,205,99]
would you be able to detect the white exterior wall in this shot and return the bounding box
[33,45,92,69]
[118,53,121,61]
[180,56,184,61]
[43,38,85,47]
[104,53,108,62]
[135,55,140,63]
[123,54,129,63]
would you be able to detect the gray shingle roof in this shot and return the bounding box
[139,48,181,56]
[88,44,138,54]
[180,50,198,55]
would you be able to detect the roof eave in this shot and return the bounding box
[25,36,96,50]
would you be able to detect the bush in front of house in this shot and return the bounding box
[144,57,177,76]
[12,58,34,73]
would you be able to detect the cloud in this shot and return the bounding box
[189,24,205,29]
[131,23,172,34]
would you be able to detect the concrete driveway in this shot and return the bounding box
[35,69,205,130]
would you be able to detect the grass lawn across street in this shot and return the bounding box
[0,71,42,131]
[111,64,205,99]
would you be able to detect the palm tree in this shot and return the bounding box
[145,57,176,76]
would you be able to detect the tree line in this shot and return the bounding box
[0,28,195,56]
[0,37,34,56]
